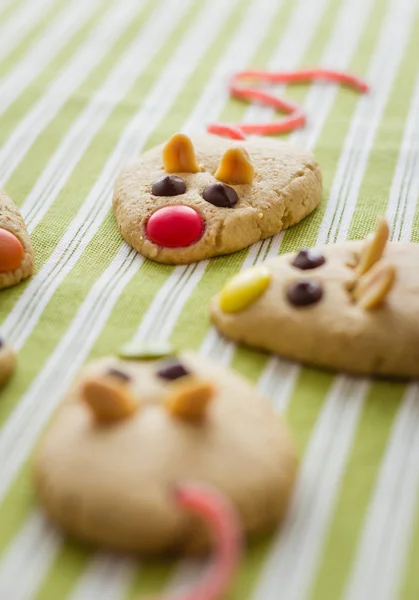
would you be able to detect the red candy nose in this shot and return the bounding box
[146,205,204,248]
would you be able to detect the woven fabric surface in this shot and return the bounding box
[0,0,419,597]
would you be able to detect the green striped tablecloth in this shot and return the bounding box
[0,0,418,597]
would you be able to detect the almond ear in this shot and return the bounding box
[162,133,200,173]
[214,147,254,184]
[353,262,396,309]
[164,377,215,421]
[355,216,389,275]
[82,372,139,423]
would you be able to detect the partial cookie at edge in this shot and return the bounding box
[0,190,34,290]
[211,241,419,378]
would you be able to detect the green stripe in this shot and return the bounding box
[124,562,172,600]
[0,465,34,555]
[33,543,92,600]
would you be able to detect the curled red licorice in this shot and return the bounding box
[144,483,242,600]
[207,68,369,139]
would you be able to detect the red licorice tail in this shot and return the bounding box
[207,68,369,139]
[230,69,369,93]
[145,483,242,600]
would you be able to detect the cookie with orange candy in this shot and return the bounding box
[0,189,34,290]
[33,347,297,558]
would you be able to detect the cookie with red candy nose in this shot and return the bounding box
[112,133,322,264]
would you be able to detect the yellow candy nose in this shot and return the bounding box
[219,265,271,313]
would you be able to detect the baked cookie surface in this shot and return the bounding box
[113,133,322,264]
[211,219,418,378]
[34,351,297,554]
[0,189,34,290]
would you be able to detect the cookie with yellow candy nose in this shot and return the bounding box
[112,133,322,264]
[0,189,34,290]
[210,217,419,378]
[33,350,297,554]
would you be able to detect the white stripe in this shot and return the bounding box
[68,554,137,600]
[0,0,21,16]
[0,513,62,600]
[0,0,103,119]
[0,0,145,189]
[344,385,419,600]
[162,559,204,596]
[257,360,299,413]
[1,0,233,350]
[0,0,57,64]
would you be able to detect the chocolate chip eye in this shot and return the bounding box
[152,175,186,196]
[286,280,323,307]
[106,367,131,382]
[292,249,326,270]
[156,358,190,381]
[202,183,238,208]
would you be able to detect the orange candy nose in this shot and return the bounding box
[0,228,24,272]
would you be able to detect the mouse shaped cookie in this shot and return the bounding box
[113,133,322,264]
[0,337,16,387]
[33,350,297,554]
[0,190,34,290]
[211,217,419,378]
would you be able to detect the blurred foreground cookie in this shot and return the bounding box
[210,217,419,378]
[0,190,34,290]
[113,133,322,264]
[34,351,297,554]
[0,338,16,387]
